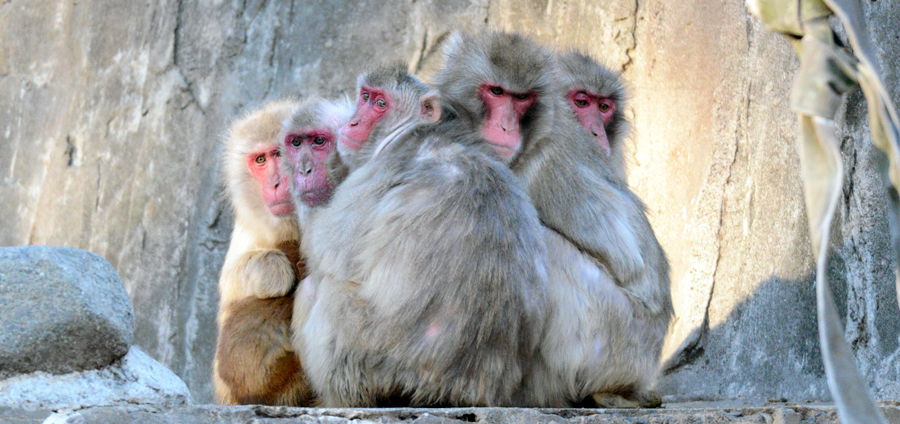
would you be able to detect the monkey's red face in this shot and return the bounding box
[567,89,616,154]
[478,83,535,160]
[283,129,336,208]
[340,86,392,150]
[247,145,294,217]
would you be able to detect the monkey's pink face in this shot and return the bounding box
[567,89,616,154]
[340,86,392,150]
[283,128,336,208]
[247,146,295,217]
[478,83,535,160]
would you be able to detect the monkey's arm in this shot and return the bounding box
[532,175,643,282]
[219,228,297,309]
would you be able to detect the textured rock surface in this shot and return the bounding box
[1,0,899,405]
[0,346,191,412]
[37,404,900,424]
[0,246,134,378]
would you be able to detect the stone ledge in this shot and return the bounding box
[35,403,900,424]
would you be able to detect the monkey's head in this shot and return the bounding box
[225,100,299,235]
[431,30,556,164]
[280,97,353,213]
[555,51,629,155]
[339,62,441,168]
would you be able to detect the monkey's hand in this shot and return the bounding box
[241,249,297,299]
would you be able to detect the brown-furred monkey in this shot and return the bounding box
[214,100,312,406]
[431,31,672,408]
[294,63,550,407]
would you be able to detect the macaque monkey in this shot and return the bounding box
[431,31,672,408]
[556,50,629,182]
[278,96,353,333]
[214,100,312,406]
[336,64,434,171]
[279,96,353,213]
[295,63,550,407]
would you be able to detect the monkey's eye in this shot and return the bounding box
[254,155,266,164]
[513,93,529,100]
[490,87,504,96]
[375,99,387,108]
[574,99,589,107]
[361,92,370,101]
[598,102,611,112]
[313,136,325,145]
[291,137,302,147]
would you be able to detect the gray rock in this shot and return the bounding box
[40,404,900,424]
[0,246,133,378]
[0,345,191,412]
[0,408,51,424]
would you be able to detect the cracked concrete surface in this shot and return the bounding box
[1,0,899,406]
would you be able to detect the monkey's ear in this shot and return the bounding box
[440,31,465,62]
[420,91,442,124]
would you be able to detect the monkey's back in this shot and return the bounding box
[300,123,550,407]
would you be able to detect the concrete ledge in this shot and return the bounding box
[38,402,900,424]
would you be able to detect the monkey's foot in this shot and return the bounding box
[245,250,297,298]
[590,390,662,409]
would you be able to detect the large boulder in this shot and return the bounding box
[0,246,134,378]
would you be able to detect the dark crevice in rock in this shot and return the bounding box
[173,0,184,67]
[455,412,478,422]
[65,135,76,167]
[412,28,429,75]
[621,0,638,73]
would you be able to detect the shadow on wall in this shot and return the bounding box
[659,248,900,403]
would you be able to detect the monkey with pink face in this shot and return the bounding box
[278,96,354,337]
[214,97,352,406]
[431,31,672,408]
[292,63,551,407]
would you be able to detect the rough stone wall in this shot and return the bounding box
[1,0,898,405]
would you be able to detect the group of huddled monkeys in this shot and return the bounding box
[212,30,673,409]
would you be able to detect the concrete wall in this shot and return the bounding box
[1,0,898,404]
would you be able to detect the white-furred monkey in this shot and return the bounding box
[431,31,672,408]
[294,63,550,407]
[279,96,353,215]
[214,100,313,406]
[277,96,353,336]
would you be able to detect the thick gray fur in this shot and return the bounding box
[432,30,673,407]
[295,67,550,407]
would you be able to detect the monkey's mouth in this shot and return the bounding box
[339,134,363,150]
[487,143,517,160]
[300,189,331,207]
[267,201,294,216]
